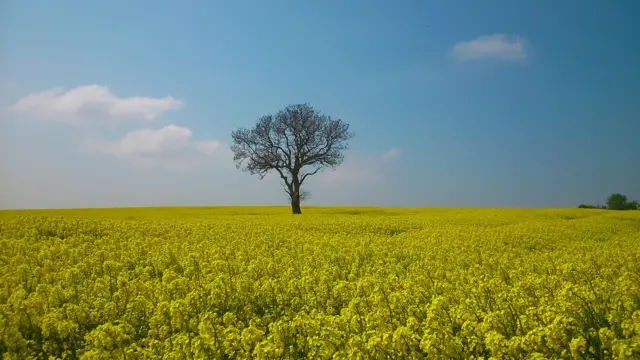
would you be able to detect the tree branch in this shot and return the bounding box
[300,167,322,185]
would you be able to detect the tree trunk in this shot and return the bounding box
[291,194,301,215]
[290,176,302,215]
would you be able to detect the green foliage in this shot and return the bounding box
[0,207,639,359]
[607,193,639,211]
[578,204,604,209]
[608,193,629,210]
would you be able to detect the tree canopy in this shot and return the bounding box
[606,193,639,210]
[581,193,639,210]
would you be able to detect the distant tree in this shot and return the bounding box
[606,193,639,210]
[607,193,628,210]
[578,204,600,209]
[231,103,354,214]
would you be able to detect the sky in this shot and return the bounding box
[1,0,639,209]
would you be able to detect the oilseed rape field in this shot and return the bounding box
[1,207,639,359]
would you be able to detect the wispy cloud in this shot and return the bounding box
[10,85,183,123]
[85,125,225,171]
[380,147,401,162]
[452,34,527,62]
[315,147,401,187]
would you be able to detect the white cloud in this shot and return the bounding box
[381,147,401,162]
[87,125,225,171]
[452,34,527,62]
[315,147,401,187]
[10,85,183,123]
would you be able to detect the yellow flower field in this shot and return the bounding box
[1,207,639,359]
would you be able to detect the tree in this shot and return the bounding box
[606,193,640,210]
[230,103,354,214]
[578,204,600,209]
[607,193,628,210]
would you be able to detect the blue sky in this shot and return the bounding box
[1,0,639,209]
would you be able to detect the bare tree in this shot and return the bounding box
[231,103,354,214]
